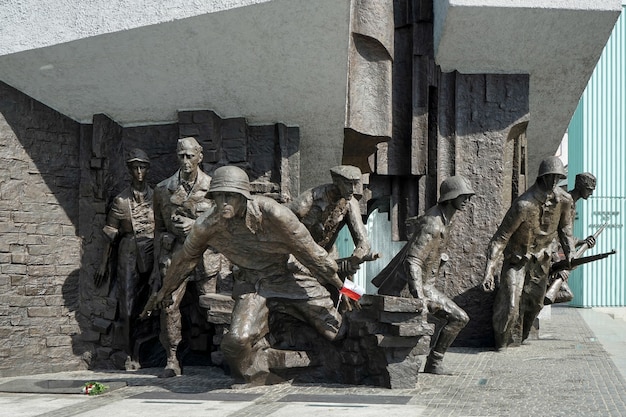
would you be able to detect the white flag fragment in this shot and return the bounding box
[339,279,365,301]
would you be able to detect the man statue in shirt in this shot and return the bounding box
[287,165,372,301]
[545,172,597,304]
[482,156,576,350]
[94,148,155,370]
[150,137,225,377]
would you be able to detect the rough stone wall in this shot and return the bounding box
[442,74,530,347]
[0,82,84,376]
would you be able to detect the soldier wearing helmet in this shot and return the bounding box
[143,165,348,384]
[483,156,576,350]
[287,165,372,295]
[94,148,155,370]
[372,175,474,374]
[148,137,226,378]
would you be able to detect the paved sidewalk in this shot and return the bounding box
[1,305,626,417]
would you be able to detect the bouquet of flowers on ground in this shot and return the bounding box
[82,381,109,395]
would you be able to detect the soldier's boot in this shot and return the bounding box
[424,324,463,375]
[423,351,448,375]
[159,348,181,378]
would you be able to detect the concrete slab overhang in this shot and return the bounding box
[0,0,353,188]
[434,0,622,177]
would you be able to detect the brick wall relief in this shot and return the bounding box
[0,82,83,376]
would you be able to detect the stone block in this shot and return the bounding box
[179,124,200,137]
[378,311,423,324]
[27,265,55,277]
[199,293,234,309]
[80,330,100,342]
[2,264,26,275]
[0,295,45,308]
[10,253,27,264]
[177,111,194,124]
[96,347,113,360]
[10,315,24,326]
[206,310,232,325]
[23,286,54,297]
[363,294,425,313]
[267,348,313,369]
[26,245,48,256]
[27,306,60,317]
[389,322,436,337]
[46,336,72,347]
[10,275,25,286]
[384,354,420,389]
[59,325,79,335]
[192,110,214,124]
[374,334,422,348]
[199,293,234,325]
[36,224,62,236]
[222,137,247,162]
[221,118,247,139]
[92,317,112,334]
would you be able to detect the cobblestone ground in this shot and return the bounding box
[2,306,626,417]
[415,306,626,416]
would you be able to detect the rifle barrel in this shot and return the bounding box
[551,249,616,274]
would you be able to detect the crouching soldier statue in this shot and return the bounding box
[372,176,474,374]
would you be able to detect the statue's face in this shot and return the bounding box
[581,186,595,200]
[335,177,359,199]
[539,174,560,192]
[177,146,202,174]
[451,194,471,211]
[212,192,246,219]
[128,161,149,183]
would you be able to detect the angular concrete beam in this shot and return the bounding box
[434,0,621,177]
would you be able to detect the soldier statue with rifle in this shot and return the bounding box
[483,157,576,350]
[545,172,598,304]
[286,165,376,304]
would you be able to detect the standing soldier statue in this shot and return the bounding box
[482,156,576,349]
[372,176,474,374]
[94,148,155,370]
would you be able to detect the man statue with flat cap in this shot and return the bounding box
[143,165,349,385]
[287,165,372,300]
[546,172,598,304]
[149,137,225,377]
[95,148,155,370]
[482,156,576,350]
[372,175,474,374]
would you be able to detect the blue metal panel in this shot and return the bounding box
[568,198,625,307]
[336,208,405,293]
[567,5,626,306]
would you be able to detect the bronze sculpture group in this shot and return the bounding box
[97,139,604,384]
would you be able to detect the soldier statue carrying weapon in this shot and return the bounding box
[545,221,615,304]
